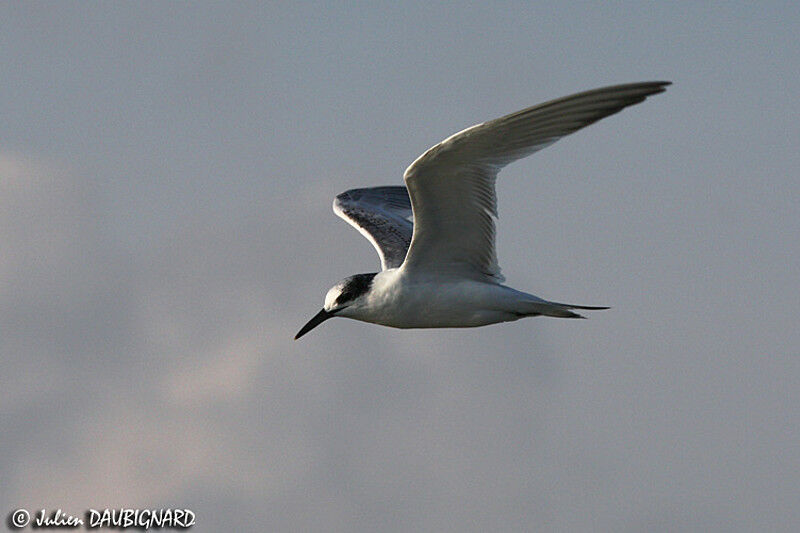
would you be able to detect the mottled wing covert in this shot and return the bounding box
[333,186,414,270]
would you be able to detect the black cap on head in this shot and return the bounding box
[334,273,377,307]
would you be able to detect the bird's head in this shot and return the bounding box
[294,272,377,340]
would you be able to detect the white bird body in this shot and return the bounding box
[334,269,546,329]
[296,81,670,339]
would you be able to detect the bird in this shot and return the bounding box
[295,81,670,340]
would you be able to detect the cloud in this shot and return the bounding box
[0,152,277,509]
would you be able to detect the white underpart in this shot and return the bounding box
[334,269,563,329]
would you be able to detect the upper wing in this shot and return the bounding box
[333,186,413,270]
[401,81,670,282]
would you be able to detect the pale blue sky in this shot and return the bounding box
[2,3,799,531]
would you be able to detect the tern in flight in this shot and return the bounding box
[296,81,669,339]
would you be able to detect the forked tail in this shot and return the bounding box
[520,299,610,319]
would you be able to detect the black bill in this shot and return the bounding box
[294,308,332,340]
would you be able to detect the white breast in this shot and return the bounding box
[354,270,524,328]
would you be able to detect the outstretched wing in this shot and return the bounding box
[333,186,413,270]
[402,81,670,282]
